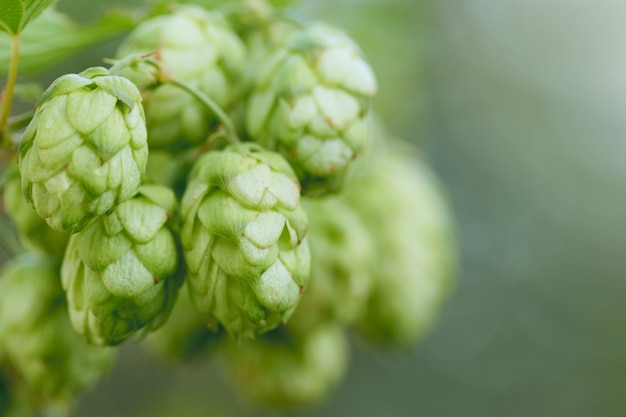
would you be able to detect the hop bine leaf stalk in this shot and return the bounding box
[0,33,20,147]
[110,54,241,147]
[181,143,310,341]
[114,4,246,150]
[17,66,148,233]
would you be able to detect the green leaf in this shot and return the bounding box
[0,0,57,35]
[0,8,138,75]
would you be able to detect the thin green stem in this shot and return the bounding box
[166,78,240,145]
[0,34,21,147]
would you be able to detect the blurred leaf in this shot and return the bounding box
[0,0,57,34]
[148,0,294,10]
[0,7,138,75]
[13,82,43,103]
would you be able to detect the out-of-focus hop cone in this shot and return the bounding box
[17,67,148,233]
[0,254,114,413]
[346,147,457,348]
[61,184,183,346]
[2,166,69,259]
[116,4,247,149]
[289,196,374,333]
[220,325,348,408]
[181,143,310,341]
[144,283,221,362]
[245,23,377,195]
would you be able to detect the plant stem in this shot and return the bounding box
[0,34,21,148]
[166,78,241,145]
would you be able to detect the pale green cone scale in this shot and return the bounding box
[181,143,310,341]
[2,166,69,258]
[347,150,457,347]
[0,254,114,405]
[116,5,247,149]
[18,67,148,233]
[61,184,183,346]
[245,23,377,194]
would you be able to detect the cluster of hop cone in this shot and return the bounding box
[0,1,457,414]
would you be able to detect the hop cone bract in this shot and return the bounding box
[347,150,457,347]
[61,184,183,345]
[2,166,69,258]
[181,143,310,340]
[221,325,348,408]
[116,5,246,149]
[18,67,148,232]
[0,254,114,405]
[246,23,377,194]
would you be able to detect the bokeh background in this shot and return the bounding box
[3,0,626,416]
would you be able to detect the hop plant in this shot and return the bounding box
[17,67,148,233]
[0,254,114,409]
[2,166,69,258]
[289,196,374,332]
[221,325,348,408]
[245,23,377,194]
[116,5,247,149]
[61,184,183,345]
[181,143,310,340]
[346,150,457,347]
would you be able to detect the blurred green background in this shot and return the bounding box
[3,0,626,416]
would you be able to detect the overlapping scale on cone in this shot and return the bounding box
[181,143,310,340]
[61,184,183,345]
[17,67,148,233]
[116,5,246,149]
[245,23,377,194]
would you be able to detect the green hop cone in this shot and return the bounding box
[116,5,247,149]
[17,67,148,233]
[346,150,457,347]
[181,143,310,340]
[61,184,183,345]
[221,325,348,408]
[0,254,114,407]
[289,196,374,332]
[245,23,377,194]
[2,166,69,258]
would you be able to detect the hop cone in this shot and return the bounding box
[246,23,377,194]
[346,150,457,347]
[290,197,374,332]
[18,67,148,233]
[0,254,114,406]
[2,166,69,258]
[221,325,348,408]
[61,184,183,345]
[116,5,247,149]
[181,143,310,340]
